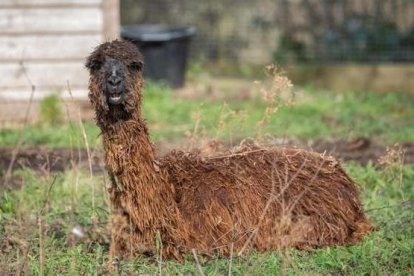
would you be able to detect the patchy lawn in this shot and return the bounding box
[1,81,413,148]
[1,82,413,274]
[0,162,413,274]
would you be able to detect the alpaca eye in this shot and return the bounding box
[90,61,103,71]
[129,62,143,72]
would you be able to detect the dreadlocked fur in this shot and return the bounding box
[86,40,373,260]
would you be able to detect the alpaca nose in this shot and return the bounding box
[108,76,122,87]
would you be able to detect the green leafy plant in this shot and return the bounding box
[40,94,63,126]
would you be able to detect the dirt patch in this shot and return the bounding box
[0,138,413,180]
[0,147,104,176]
[312,138,414,165]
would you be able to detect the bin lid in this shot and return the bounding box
[121,25,196,42]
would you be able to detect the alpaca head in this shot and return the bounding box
[86,40,144,122]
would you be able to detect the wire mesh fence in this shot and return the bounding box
[121,0,414,65]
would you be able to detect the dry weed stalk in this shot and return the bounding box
[192,249,206,276]
[378,144,405,169]
[214,103,238,142]
[255,65,294,140]
[2,60,36,187]
[378,143,406,196]
[187,109,203,151]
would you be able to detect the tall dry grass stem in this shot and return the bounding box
[192,249,206,276]
[3,60,36,187]
[255,64,293,140]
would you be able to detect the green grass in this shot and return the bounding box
[1,83,413,274]
[0,162,413,274]
[0,82,413,148]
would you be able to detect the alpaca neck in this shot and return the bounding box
[101,115,182,234]
[101,116,156,175]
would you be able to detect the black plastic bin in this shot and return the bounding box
[121,25,196,88]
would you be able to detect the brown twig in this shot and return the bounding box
[3,60,36,187]
[192,249,206,276]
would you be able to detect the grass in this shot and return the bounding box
[0,81,413,274]
[0,162,413,274]
[0,81,413,147]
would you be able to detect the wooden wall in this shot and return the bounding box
[0,0,119,101]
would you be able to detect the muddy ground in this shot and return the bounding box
[1,139,413,184]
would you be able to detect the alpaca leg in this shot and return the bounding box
[110,212,158,258]
[107,213,126,273]
[110,212,134,257]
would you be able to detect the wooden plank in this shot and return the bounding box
[0,8,103,33]
[1,31,102,36]
[0,62,89,88]
[103,0,120,40]
[0,0,101,8]
[0,34,102,60]
[0,87,89,101]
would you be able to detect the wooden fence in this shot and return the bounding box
[0,0,119,100]
[0,0,119,125]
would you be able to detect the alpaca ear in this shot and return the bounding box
[129,61,144,72]
[85,50,104,71]
[85,58,103,71]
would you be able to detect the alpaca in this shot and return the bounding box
[86,40,373,260]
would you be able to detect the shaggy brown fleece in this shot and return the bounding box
[86,40,373,260]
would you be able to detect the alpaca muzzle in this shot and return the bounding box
[107,74,125,105]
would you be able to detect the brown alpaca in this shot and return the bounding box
[86,40,373,260]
